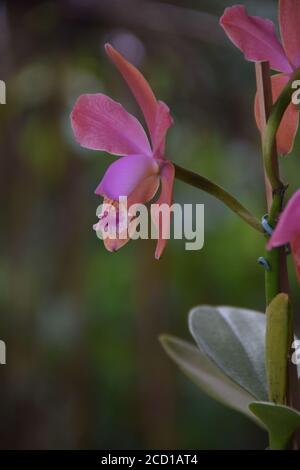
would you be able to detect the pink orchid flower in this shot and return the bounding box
[220,1,300,155]
[268,189,300,280]
[71,44,175,259]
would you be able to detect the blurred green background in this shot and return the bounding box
[1,0,299,449]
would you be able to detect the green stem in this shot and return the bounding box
[263,68,300,191]
[261,67,300,304]
[264,190,285,305]
[174,163,263,234]
[259,64,300,442]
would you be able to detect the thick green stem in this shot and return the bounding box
[263,68,300,191]
[260,66,297,304]
[174,163,263,234]
[264,190,285,305]
[257,63,300,448]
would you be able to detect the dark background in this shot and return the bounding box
[0,0,299,449]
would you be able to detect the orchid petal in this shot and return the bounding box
[220,5,292,73]
[71,93,151,156]
[279,0,300,69]
[151,161,175,260]
[95,155,159,200]
[268,189,300,249]
[255,74,299,155]
[128,175,160,206]
[152,101,174,159]
[105,43,164,150]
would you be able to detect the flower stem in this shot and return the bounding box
[174,163,263,234]
[256,62,300,448]
[264,190,286,305]
[262,67,300,192]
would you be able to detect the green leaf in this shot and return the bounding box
[160,335,264,426]
[189,306,268,401]
[249,401,300,449]
[266,294,292,404]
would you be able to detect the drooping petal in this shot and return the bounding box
[151,161,175,260]
[152,101,174,159]
[71,93,151,156]
[279,0,300,69]
[128,175,160,206]
[255,73,299,155]
[220,5,292,73]
[105,43,161,150]
[268,189,300,249]
[95,155,159,200]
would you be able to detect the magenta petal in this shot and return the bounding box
[152,101,174,158]
[105,44,158,147]
[279,0,300,69]
[95,155,159,200]
[71,93,151,157]
[255,73,299,156]
[220,5,292,73]
[268,189,300,249]
[151,161,175,260]
[128,175,160,206]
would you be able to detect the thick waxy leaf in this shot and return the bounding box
[266,294,292,405]
[249,401,300,450]
[189,306,268,400]
[160,335,263,426]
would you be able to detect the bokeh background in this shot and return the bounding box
[1,0,299,449]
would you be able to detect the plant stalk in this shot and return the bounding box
[255,62,300,449]
[174,163,263,234]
